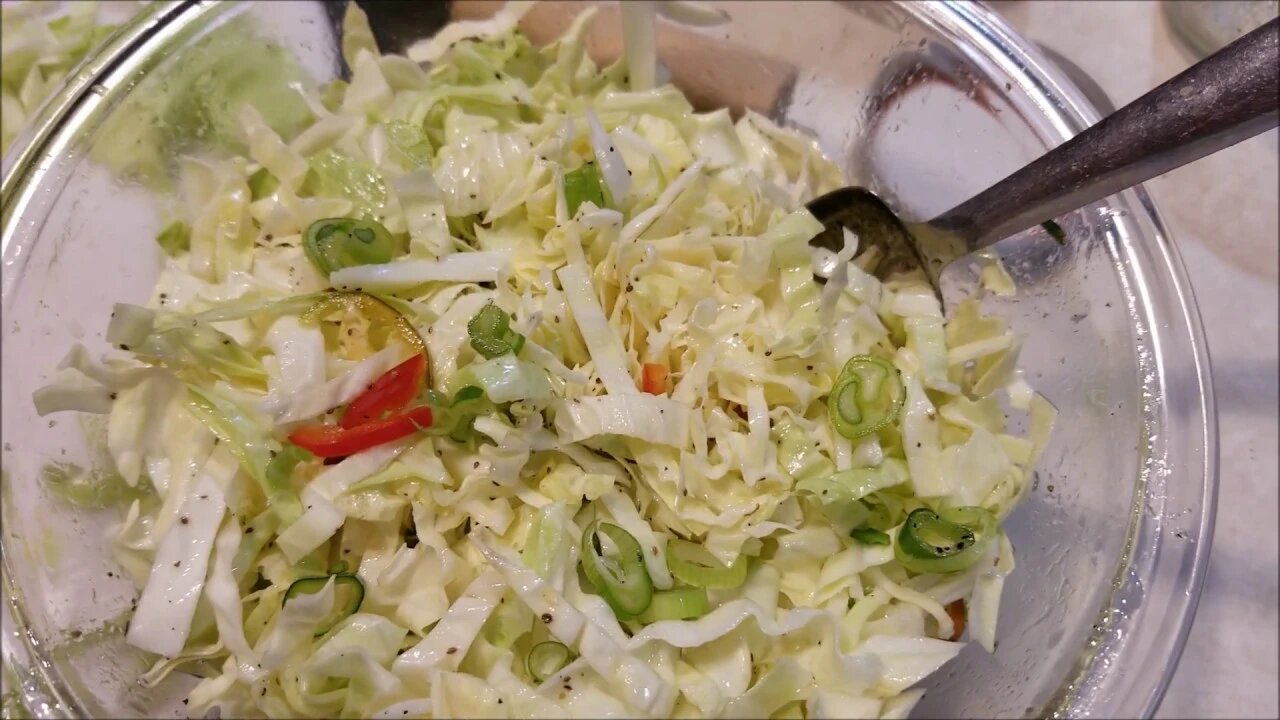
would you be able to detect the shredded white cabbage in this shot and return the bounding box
[125,447,235,657]
[2,1,138,154]
[33,3,1059,717]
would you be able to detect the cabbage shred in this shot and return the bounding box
[1,1,128,154]
[31,3,1055,718]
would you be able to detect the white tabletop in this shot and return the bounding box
[992,2,1280,717]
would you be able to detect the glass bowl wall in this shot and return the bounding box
[0,2,1215,717]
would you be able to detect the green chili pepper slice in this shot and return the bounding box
[467,301,526,359]
[564,161,607,217]
[303,217,397,275]
[283,572,365,636]
[637,586,709,623]
[666,539,748,590]
[895,506,997,574]
[301,291,426,358]
[527,641,573,682]
[580,522,653,619]
[828,355,905,439]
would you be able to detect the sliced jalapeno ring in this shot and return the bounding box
[301,291,426,357]
[895,506,997,574]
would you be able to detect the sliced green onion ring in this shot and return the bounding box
[666,539,747,590]
[283,572,365,636]
[580,522,653,618]
[828,355,905,439]
[863,492,909,532]
[263,443,313,525]
[1042,219,1067,245]
[563,161,607,217]
[423,384,491,443]
[850,527,891,546]
[303,217,397,274]
[155,220,191,258]
[638,586,709,623]
[467,301,526,359]
[527,641,573,682]
[895,506,997,574]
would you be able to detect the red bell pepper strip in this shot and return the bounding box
[341,353,427,428]
[641,363,668,395]
[290,406,433,458]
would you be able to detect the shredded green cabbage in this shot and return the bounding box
[1,1,132,154]
[31,2,1057,718]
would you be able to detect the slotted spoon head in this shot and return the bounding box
[806,186,965,300]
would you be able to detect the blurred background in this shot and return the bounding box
[2,1,1277,718]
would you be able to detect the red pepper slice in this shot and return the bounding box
[641,363,668,395]
[341,354,427,428]
[290,406,433,458]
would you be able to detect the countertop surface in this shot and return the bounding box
[993,2,1279,718]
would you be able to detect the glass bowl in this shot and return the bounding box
[0,1,1216,717]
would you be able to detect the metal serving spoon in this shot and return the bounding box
[807,17,1278,296]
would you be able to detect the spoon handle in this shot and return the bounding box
[935,17,1278,249]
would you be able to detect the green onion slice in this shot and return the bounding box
[828,355,905,439]
[423,384,491,443]
[283,572,365,637]
[466,301,526,359]
[248,168,280,200]
[527,641,573,682]
[850,527,891,546]
[638,586,709,623]
[263,444,313,525]
[895,506,997,574]
[303,217,397,275]
[580,522,653,619]
[563,161,607,217]
[155,220,191,258]
[1041,219,1067,245]
[666,539,747,590]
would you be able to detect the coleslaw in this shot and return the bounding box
[32,3,1056,718]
